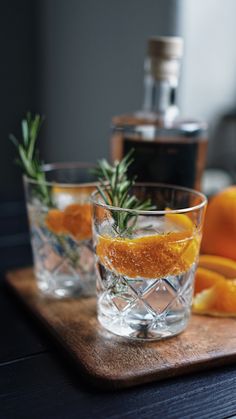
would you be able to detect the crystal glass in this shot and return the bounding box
[92,184,207,340]
[24,163,97,298]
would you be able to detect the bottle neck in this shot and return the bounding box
[142,58,180,123]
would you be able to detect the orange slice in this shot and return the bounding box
[194,267,225,295]
[199,254,236,279]
[166,212,194,232]
[45,203,92,240]
[63,203,92,241]
[97,231,199,279]
[45,209,65,234]
[193,279,236,316]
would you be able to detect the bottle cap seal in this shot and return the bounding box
[147,36,184,83]
[148,36,183,59]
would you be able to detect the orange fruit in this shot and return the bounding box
[45,209,65,234]
[193,255,236,316]
[94,205,111,223]
[45,203,92,241]
[165,212,194,232]
[193,280,236,316]
[199,254,236,278]
[201,186,236,260]
[194,267,225,295]
[96,230,199,279]
[63,203,92,241]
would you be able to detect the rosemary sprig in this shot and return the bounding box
[94,149,155,235]
[10,112,53,207]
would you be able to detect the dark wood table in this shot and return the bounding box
[1,201,236,419]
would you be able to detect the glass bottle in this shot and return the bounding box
[111,36,208,190]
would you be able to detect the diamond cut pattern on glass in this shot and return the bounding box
[31,222,95,296]
[53,259,78,278]
[127,277,159,296]
[110,278,137,312]
[125,299,155,328]
[98,264,196,337]
[31,227,46,251]
[38,243,62,271]
[99,291,120,315]
[97,264,118,291]
[142,278,178,314]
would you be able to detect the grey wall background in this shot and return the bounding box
[180,0,236,124]
[2,0,180,201]
[39,0,179,163]
[179,0,236,169]
[2,0,236,202]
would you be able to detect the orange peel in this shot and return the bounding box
[45,203,92,241]
[96,231,199,279]
[166,212,194,232]
[63,203,92,241]
[194,267,225,295]
[193,279,236,316]
[199,254,236,279]
[45,209,65,234]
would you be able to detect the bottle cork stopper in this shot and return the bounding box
[148,36,184,59]
[146,36,184,82]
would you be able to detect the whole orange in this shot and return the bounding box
[201,186,236,260]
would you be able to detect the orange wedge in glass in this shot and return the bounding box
[45,203,92,241]
[63,203,92,241]
[45,209,65,234]
[165,212,194,231]
[97,229,200,279]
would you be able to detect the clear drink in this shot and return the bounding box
[28,204,95,298]
[24,163,97,298]
[92,184,207,340]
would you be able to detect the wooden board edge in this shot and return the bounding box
[4,270,236,390]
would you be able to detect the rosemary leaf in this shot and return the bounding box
[10,113,53,207]
[94,149,155,235]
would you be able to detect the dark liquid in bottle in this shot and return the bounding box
[111,119,207,191]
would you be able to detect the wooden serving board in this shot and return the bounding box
[5,268,236,389]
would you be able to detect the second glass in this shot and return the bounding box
[24,163,97,298]
[92,184,207,340]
